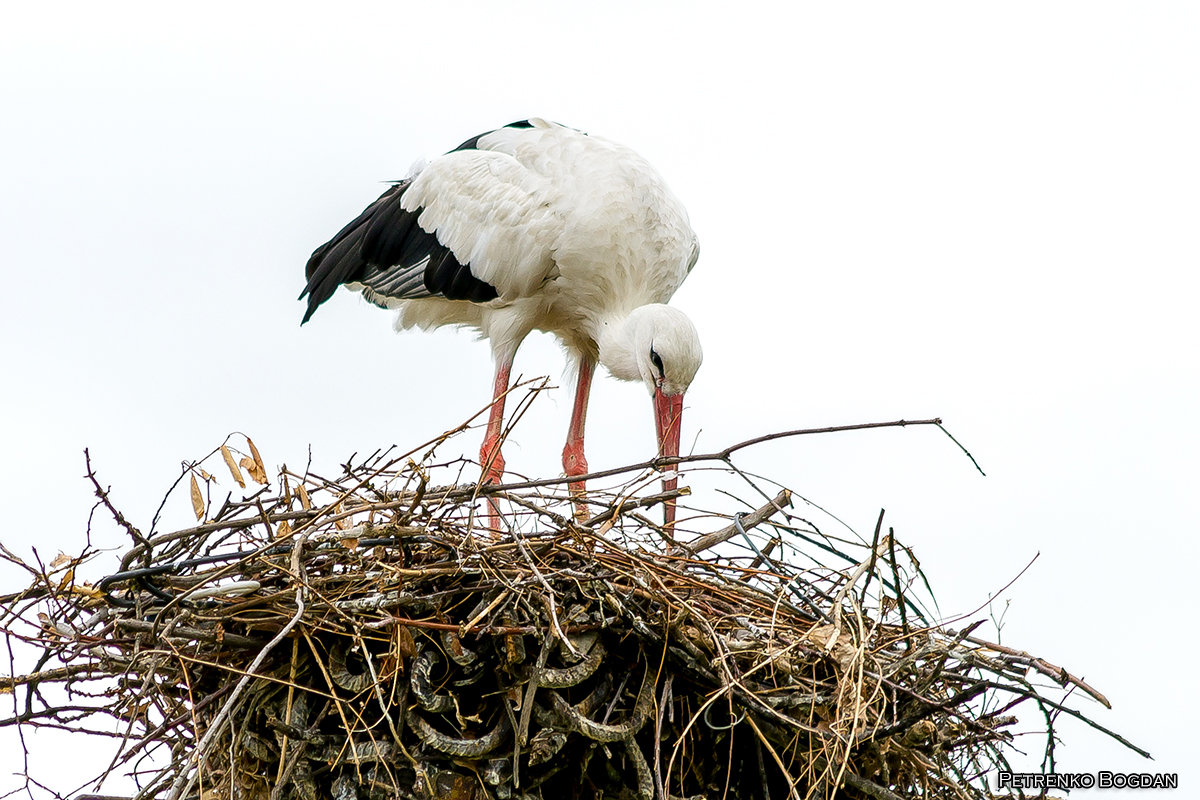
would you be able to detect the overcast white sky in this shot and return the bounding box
[2,1,1197,794]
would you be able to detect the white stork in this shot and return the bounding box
[300,118,702,529]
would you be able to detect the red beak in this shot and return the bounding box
[653,388,684,531]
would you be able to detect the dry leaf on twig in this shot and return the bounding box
[247,437,268,484]
[190,474,205,520]
[221,446,246,489]
[56,568,75,592]
[240,457,267,486]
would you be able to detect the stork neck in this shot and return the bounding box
[595,312,643,384]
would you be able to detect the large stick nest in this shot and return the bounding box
[0,424,1142,800]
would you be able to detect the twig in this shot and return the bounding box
[85,449,150,562]
[680,490,792,554]
[479,418,953,495]
[957,635,1111,709]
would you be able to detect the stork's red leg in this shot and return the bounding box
[562,358,595,522]
[480,359,512,531]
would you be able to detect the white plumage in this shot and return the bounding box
[301,118,702,528]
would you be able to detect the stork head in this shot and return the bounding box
[598,304,702,528]
[634,305,701,460]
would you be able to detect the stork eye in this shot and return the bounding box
[649,349,664,378]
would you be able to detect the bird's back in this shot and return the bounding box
[301,119,699,346]
[476,122,699,329]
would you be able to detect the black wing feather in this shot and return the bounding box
[299,180,498,324]
[360,187,420,264]
[300,121,550,323]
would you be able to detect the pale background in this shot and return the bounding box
[2,1,1196,795]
